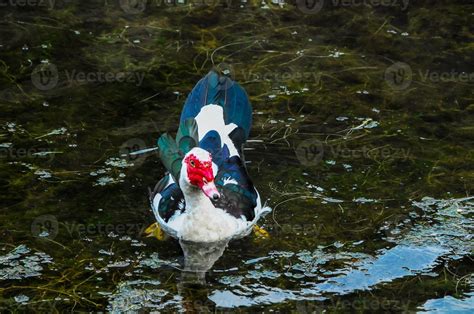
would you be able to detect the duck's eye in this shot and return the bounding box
[202,178,208,184]
[189,160,195,167]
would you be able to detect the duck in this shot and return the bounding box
[149,70,271,243]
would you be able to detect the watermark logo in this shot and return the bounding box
[119,0,147,14]
[64,70,145,86]
[0,146,57,162]
[295,138,324,166]
[31,214,59,239]
[119,138,148,167]
[0,0,56,9]
[295,139,411,166]
[385,62,474,91]
[30,214,149,240]
[419,69,474,83]
[31,63,59,91]
[384,62,412,91]
[296,0,324,14]
[296,298,411,312]
[242,69,321,84]
[31,63,146,91]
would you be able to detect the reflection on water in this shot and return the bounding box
[210,197,474,308]
[421,287,474,313]
[180,239,229,275]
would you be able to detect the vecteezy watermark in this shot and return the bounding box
[384,62,413,91]
[119,138,148,167]
[31,62,146,91]
[119,0,147,14]
[31,214,149,240]
[295,298,411,312]
[64,69,145,87]
[418,69,474,83]
[0,146,56,161]
[385,62,474,91]
[64,222,148,238]
[295,138,325,166]
[295,139,411,166]
[31,63,59,91]
[296,0,324,14]
[0,0,55,9]
[31,215,59,239]
[241,69,321,84]
[297,0,409,14]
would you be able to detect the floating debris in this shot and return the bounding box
[98,249,114,256]
[3,122,25,134]
[353,197,378,204]
[14,294,30,303]
[107,260,131,268]
[107,280,180,312]
[34,169,52,179]
[36,127,68,139]
[329,50,345,58]
[139,253,179,269]
[0,245,53,280]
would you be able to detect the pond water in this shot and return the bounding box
[0,1,473,312]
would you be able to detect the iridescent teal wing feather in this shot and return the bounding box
[157,118,199,183]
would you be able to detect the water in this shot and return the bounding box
[0,1,473,312]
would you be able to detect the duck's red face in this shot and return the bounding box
[184,152,220,200]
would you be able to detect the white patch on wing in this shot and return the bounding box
[178,199,185,210]
[152,194,162,215]
[212,162,218,177]
[152,174,176,218]
[222,177,238,186]
[195,104,239,157]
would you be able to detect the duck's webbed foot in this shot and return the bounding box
[253,225,270,240]
[144,222,166,240]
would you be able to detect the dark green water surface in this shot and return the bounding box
[0,0,473,312]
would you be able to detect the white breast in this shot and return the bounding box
[168,205,248,242]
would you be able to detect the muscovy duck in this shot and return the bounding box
[149,70,271,243]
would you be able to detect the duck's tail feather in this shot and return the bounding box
[157,134,182,183]
[180,70,253,140]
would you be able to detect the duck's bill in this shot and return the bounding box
[201,181,220,200]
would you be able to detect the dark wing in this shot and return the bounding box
[212,154,258,221]
[150,175,185,222]
[198,123,257,221]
